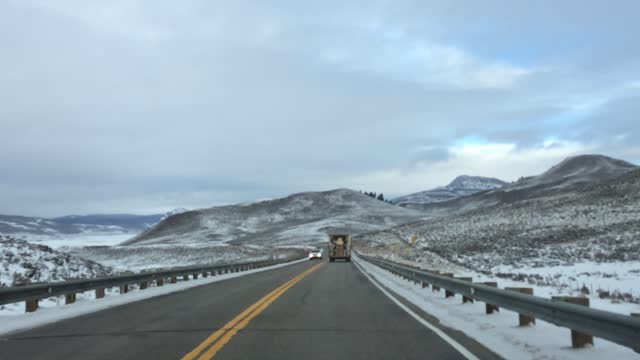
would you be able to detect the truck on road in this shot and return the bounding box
[328,234,351,262]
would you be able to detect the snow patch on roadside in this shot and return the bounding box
[355,256,639,360]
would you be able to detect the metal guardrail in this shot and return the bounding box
[0,255,302,309]
[357,253,640,352]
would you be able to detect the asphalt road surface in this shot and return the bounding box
[0,259,501,360]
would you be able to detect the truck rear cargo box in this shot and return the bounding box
[328,234,351,262]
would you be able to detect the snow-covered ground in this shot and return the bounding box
[12,232,134,249]
[66,244,305,272]
[355,256,640,359]
[360,245,640,308]
[0,257,307,335]
[361,250,640,313]
[1,234,306,288]
[491,261,640,302]
[357,167,640,306]
[1,236,113,287]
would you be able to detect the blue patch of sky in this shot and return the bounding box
[440,24,595,68]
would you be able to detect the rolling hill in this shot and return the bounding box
[356,155,640,271]
[124,189,424,246]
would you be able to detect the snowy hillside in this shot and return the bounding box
[403,154,637,217]
[392,175,506,205]
[356,167,640,278]
[507,154,637,191]
[124,189,424,246]
[0,209,188,238]
[0,236,113,288]
[66,244,306,272]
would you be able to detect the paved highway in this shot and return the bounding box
[0,259,501,359]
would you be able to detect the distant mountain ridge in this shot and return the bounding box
[401,154,637,217]
[392,175,507,205]
[0,209,188,236]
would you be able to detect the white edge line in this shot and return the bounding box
[353,257,480,360]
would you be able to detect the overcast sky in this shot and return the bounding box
[1,0,640,217]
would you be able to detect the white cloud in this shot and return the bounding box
[406,44,531,89]
[343,140,592,196]
[24,0,177,42]
[322,35,531,89]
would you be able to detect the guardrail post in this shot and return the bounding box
[65,293,76,304]
[156,278,164,287]
[505,287,534,326]
[26,299,38,312]
[456,277,474,303]
[432,271,441,292]
[183,275,189,281]
[120,284,129,294]
[96,288,105,298]
[481,282,499,313]
[202,271,208,278]
[170,276,177,284]
[193,273,198,280]
[441,273,454,298]
[140,281,148,290]
[552,296,593,348]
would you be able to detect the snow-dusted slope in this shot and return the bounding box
[392,175,506,205]
[124,189,424,246]
[0,236,113,287]
[507,154,636,191]
[403,154,637,217]
[356,167,640,273]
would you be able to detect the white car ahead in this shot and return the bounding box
[308,250,322,260]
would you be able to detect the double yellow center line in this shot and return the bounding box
[181,262,324,360]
